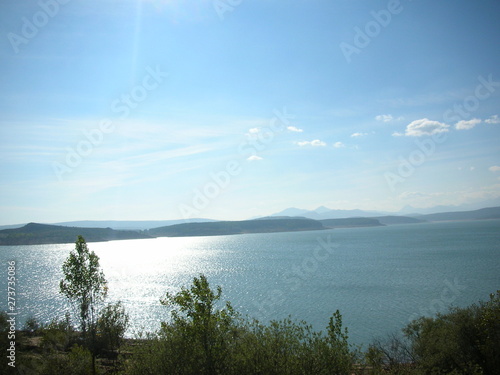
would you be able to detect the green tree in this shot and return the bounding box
[97,301,129,353]
[59,235,108,374]
[391,290,500,374]
[160,274,239,375]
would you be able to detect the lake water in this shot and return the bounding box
[1,220,499,347]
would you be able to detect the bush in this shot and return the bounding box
[38,344,94,375]
[40,312,75,352]
[0,311,13,374]
[23,316,40,336]
[403,292,500,373]
[370,290,500,374]
[228,314,355,375]
[96,301,129,354]
[365,334,415,374]
[126,274,356,375]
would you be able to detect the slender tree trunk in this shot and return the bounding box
[92,353,96,375]
[91,324,97,375]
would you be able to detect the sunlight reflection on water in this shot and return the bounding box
[1,221,499,345]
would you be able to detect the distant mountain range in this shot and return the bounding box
[268,205,500,221]
[1,206,498,246]
[269,206,386,220]
[268,206,500,223]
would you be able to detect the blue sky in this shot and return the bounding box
[1,0,500,224]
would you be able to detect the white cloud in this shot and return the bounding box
[247,155,263,161]
[333,141,345,148]
[287,126,303,132]
[297,139,326,147]
[455,118,481,130]
[392,132,404,137]
[485,115,500,124]
[309,140,327,147]
[351,132,368,137]
[248,128,260,134]
[489,166,500,172]
[375,114,394,122]
[403,118,449,137]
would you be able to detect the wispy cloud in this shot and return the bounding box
[485,115,500,124]
[489,166,500,172]
[114,145,215,167]
[247,155,263,161]
[400,118,449,137]
[296,140,326,147]
[287,126,303,132]
[351,132,368,137]
[455,118,481,130]
[333,141,345,148]
[375,114,394,122]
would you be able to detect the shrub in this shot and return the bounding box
[40,312,75,352]
[228,314,354,375]
[371,290,500,374]
[0,311,13,374]
[38,344,94,375]
[365,334,415,374]
[126,274,356,375]
[23,316,40,336]
[96,301,129,354]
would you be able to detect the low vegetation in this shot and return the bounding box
[2,236,499,374]
[126,274,355,375]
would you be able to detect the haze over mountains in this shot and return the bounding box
[1,204,500,231]
[270,199,500,219]
[269,206,386,220]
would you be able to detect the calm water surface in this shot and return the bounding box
[1,220,499,346]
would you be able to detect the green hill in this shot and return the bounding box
[319,217,384,228]
[148,218,326,237]
[374,216,425,225]
[0,223,153,246]
[418,206,500,222]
